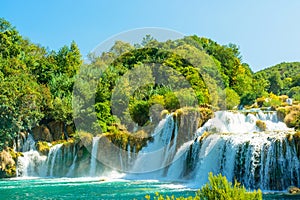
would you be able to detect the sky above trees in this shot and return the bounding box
[2,0,300,72]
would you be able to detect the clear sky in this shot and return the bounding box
[2,0,300,72]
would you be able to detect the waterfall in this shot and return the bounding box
[22,134,36,152]
[89,137,100,176]
[15,110,299,191]
[17,137,78,177]
[17,151,47,177]
[17,134,47,177]
[129,110,299,190]
[131,114,179,174]
[197,111,292,135]
[180,132,300,190]
[47,144,63,177]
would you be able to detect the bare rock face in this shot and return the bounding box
[32,125,53,142]
[288,186,300,194]
[48,121,64,141]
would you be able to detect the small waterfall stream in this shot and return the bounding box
[47,144,63,177]
[89,137,100,176]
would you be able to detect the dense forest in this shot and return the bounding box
[0,17,299,155]
[255,62,300,99]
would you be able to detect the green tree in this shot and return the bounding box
[218,88,240,110]
[0,75,44,150]
[268,71,283,95]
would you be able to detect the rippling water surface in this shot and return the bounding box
[0,178,299,200]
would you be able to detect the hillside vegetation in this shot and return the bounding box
[255,62,300,100]
[0,17,299,153]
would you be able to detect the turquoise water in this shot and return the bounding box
[0,178,195,200]
[0,178,299,200]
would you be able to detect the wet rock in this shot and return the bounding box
[288,186,300,194]
[32,125,53,142]
[48,121,64,141]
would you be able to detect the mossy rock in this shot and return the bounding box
[160,109,169,119]
[276,105,300,129]
[0,148,21,178]
[288,186,300,194]
[36,141,50,156]
[256,120,267,131]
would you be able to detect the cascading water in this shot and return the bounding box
[129,110,299,190]
[162,111,298,190]
[90,137,100,176]
[182,131,300,190]
[131,114,179,175]
[17,136,78,177]
[197,110,292,135]
[16,110,300,191]
[47,144,63,177]
[17,134,47,177]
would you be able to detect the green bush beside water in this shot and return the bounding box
[145,173,262,200]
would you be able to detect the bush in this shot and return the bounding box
[197,173,262,200]
[288,86,300,100]
[263,93,282,108]
[145,173,262,200]
[218,88,240,110]
[275,105,300,129]
[129,100,150,126]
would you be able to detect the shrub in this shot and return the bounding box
[144,173,262,200]
[288,86,300,100]
[279,95,289,102]
[129,100,150,126]
[277,107,289,121]
[263,93,282,108]
[218,88,240,110]
[197,173,262,200]
[282,105,300,129]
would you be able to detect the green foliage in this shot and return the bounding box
[268,71,283,95]
[129,100,150,126]
[145,173,262,200]
[198,173,262,200]
[255,62,300,96]
[0,18,81,150]
[262,93,282,108]
[36,141,50,155]
[218,88,240,110]
[288,86,300,101]
[104,126,150,152]
[0,74,45,150]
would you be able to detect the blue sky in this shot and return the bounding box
[2,0,300,72]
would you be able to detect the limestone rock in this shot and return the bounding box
[48,121,64,141]
[32,125,53,142]
[288,186,300,194]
